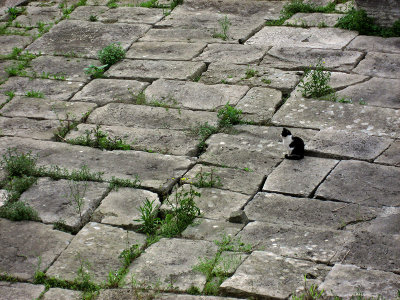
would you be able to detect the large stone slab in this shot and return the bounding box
[0,60,16,82]
[0,77,83,101]
[237,221,350,263]
[245,192,378,230]
[46,222,146,284]
[66,123,200,156]
[71,79,149,105]
[68,5,109,21]
[126,41,206,61]
[106,59,206,81]
[220,251,330,299]
[193,44,266,65]
[13,6,60,27]
[320,264,400,300]
[0,97,96,120]
[92,187,160,229]
[245,27,358,49]
[0,282,45,300]
[97,290,241,300]
[315,160,400,207]
[26,20,151,57]
[88,103,219,130]
[307,128,393,160]
[375,140,400,166]
[125,238,218,291]
[336,77,400,109]
[200,63,301,93]
[145,79,249,111]
[346,35,400,54]
[20,178,108,232]
[0,116,60,140]
[0,137,195,192]
[263,157,338,197]
[42,288,82,300]
[0,35,32,55]
[272,97,400,138]
[0,218,72,281]
[284,13,341,27]
[353,52,400,79]
[98,7,164,24]
[261,47,364,72]
[355,0,400,27]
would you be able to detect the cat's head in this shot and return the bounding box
[281,128,292,137]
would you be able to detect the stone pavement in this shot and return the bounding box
[0,0,399,299]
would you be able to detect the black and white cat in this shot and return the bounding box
[281,128,304,160]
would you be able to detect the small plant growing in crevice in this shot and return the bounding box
[191,167,222,188]
[299,59,334,99]
[67,180,87,227]
[89,15,98,22]
[7,6,25,21]
[135,198,160,235]
[98,42,125,66]
[84,64,107,78]
[53,112,82,141]
[25,90,44,98]
[217,102,243,128]
[189,122,218,153]
[244,67,257,79]
[291,275,324,300]
[106,0,119,8]
[109,175,141,190]
[212,15,231,40]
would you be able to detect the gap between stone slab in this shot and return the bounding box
[349,51,367,70]
[308,159,340,199]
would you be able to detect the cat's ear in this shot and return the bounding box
[282,128,291,137]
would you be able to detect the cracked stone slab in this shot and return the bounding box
[245,27,358,49]
[353,52,400,79]
[375,140,400,166]
[0,60,16,81]
[68,5,109,21]
[98,7,164,24]
[0,77,84,101]
[284,13,341,27]
[220,251,330,300]
[20,178,109,232]
[66,123,199,156]
[245,192,379,230]
[0,97,96,120]
[125,238,218,291]
[145,79,249,111]
[315,160,400,207]
[26,20,151,57]
[320,264,400,300]
[307,129,393,161]
[263,157,339,197]
[106,59,206,81]
[97,290,242,300]
[0,35,33,55]
[181,218,244,242]
[0,137,195,193]
[236,87,282,124]
[71,79,149,105]
[42,288,82,300]
[92,187,160,229]
[0,218,72,281]
[126,41,206,61]
[336,77,400,109]
[200,63,301,93]
[0,116,60,140]
[214,251,248,277]
[0,282,45,300]
[272,97,400,138]
[13,6,61,27]
[88,103,218,130]
[261,47,364,72]
[183,164,264,195]
[193,44,266,65]
[237,221,351,263]
[46,222,146,284]
[346,35,400,54]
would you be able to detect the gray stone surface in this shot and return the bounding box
[237,221,350,263]
[193,44,266,65]
[0,97,96,120]
[246,27,358,49]
[272,97,400,138]
[0,282,45,300]
[0,77,83,101]
[46,222,146,284]
[353,52,400,79]
[346,35,400,54]
[71,79,149,105]
[88,103,219,130]
[125,238,218,291]
[214,251,248,276]
[0,35,32,55]
[42,288,82,300]
[145,79,249,111]
[328,72,369,90]
[320,264,400,300]
[375,139,400,166]
[220,251,330,299]
[245,192,378,230]
[263,157,339,197]
[284,13,341,27]
[97,290,242,300]
[181,218,244,241]
[316,160,400,207]
[106,59,206,81]
[0,60,16,81]
[0,116,60,140]
[336,77,400,108]
[26,20,151,57]
[350,207,400,236]
[92,187,160,229]
[355,0,400,27]
[68,5,109,21]
[126,41,206,61]
[13,6,60,27]
[20,178,109,232]
[0,218,72,281]
[306,129,393,161]
[98,7,164,24]
[228,210,249,224]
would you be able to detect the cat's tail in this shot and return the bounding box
[285,154,304,160]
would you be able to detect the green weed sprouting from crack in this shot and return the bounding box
[109,176,141,190]
[291,275,324,300]
[299,59,334,99]
[25,90,44,98]
[84,64,107,79]
[6,6,25,21]
[98,43,125,66]
[89,15,98,22]
[217,102,243,128]
[190,167,222,188]
[212,15,231,40]
[67,180,87,227]
[134,198,160,235]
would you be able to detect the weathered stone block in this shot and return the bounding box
[13,6,60,27]
[98,7,164,24]
[68,5,109,21]
[346,35,400,54]
[353,52,400,79]
[0,35,32,55]
[355,0,400,27]
[284,13,341,27]
[181,218,244,241]
[0,282,45,300]
[0,116,60,140]
[42,288,82,300]
[375,140,400,166]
